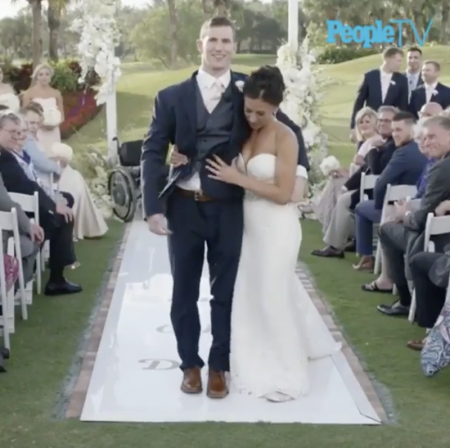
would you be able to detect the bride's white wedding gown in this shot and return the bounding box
[230,154,341,402]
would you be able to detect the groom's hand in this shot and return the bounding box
[147,214,171,235]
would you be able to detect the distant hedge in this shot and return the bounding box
[317,46,379,64]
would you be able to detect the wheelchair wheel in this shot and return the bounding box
[108,168,137,222]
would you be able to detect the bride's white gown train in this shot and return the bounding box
[230,154,341,402]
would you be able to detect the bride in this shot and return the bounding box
[170,66,340,402]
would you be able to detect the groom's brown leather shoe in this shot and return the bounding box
[207,369,228,399]
[180,367,202,394]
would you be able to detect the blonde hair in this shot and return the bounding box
[355,107,378,141]
[31,62,54,80]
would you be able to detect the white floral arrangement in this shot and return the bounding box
[43,106,62,127]
[319,155,340,177]
[276,37,330,190]
[0,93,20,113]
[71,0,122,105]
[85,147,113,219]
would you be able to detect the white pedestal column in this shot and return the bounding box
[105,88,118,162]
[288,0,299,49]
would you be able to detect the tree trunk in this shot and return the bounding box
[47,1,63,62]
[30,0,43,68]
[166,0,178,68]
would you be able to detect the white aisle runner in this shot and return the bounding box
[80,219,380,424]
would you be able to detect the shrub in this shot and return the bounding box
[60,89,102,140]
[2,60,100,93]
[317,46,379,64]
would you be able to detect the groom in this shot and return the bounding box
[142,16,309,398]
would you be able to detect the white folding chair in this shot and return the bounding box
[0,209,27,341]
[8,192,42,295]
[373,183,417,275]
[408,213,450,322]
[359,173,379,202]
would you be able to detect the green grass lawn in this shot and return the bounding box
[2,47,450,447]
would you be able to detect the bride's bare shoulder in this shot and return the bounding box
[274,121,296,146]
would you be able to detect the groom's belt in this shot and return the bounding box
[175,187,213,202]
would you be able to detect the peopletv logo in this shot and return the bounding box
[326,19,433,48]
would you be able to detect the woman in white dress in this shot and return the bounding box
[171,66,340,402]
[21,62,63,153]
[48,142,108,240]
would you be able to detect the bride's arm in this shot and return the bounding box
[238,132,297,205]
[55,90,65,121]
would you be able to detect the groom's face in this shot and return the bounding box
[197,25,234,72]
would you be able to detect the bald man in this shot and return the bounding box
[419,102,443,118]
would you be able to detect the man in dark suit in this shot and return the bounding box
[409,60,450,118]
[0,111,81,296]
[406,238,450,351]
[404,46,423,97]
[377,115,450,317]
[350,47,409,140]
[142,16,309,399]
[352,112,427,270]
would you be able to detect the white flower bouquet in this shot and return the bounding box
[43,107,62,127]
[319,156,340,177]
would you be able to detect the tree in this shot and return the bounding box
[12,0,42,67]
[47,0,66,61]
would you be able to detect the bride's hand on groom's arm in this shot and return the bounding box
[206,155,244,185]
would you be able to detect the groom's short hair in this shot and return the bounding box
[199,16,235,39]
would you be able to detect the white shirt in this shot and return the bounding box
[424,82,438,103]
[177,69,231,191]
[380,69,393,103]
[406,71,420,99]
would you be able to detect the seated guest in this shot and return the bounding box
[377,116,450,317]
[349,107,379,174]
[20,103,61,191]
[362,114,440,292]
[49,143,108,240]
[353,112,427,271]
[0,111,81,296]
[311,106,397,259]
[0,173,42,286]
[313,107,379,233]
[350,47,408,140]
[407,236,450,351]
[409,61,450,118]
[419,102,443,119]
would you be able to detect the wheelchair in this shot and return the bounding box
[108,138,143,222]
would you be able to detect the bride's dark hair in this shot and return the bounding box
[243,65,285,107]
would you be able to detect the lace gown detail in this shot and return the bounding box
[230,154,341,402]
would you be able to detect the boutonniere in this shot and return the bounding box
[235,80,244,92]
[390,80,396,86]
[432,89,438,96]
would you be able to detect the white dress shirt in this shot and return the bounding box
[177,69,232,191]
[380,69,393,103]
[406,71,420,98]
[425,82,438,103]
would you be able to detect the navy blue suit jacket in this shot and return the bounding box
[350,69,409,128]
[141,71,310,217]
[373,140,427,209]
[408,82,450,118]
